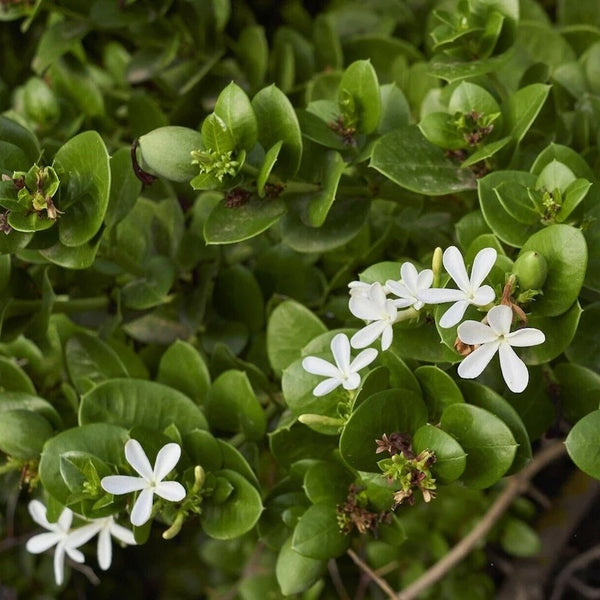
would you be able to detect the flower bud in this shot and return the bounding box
[512,250,548,290]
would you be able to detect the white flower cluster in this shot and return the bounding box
[27,439,185,586]
[303,246,545,396]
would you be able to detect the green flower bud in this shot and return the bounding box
[512,250,548,290]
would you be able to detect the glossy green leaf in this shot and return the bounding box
[0,116,40,164]
[235,25,268,90]
[340,389,428,472]
[303,461,354,505]
[201,113,235,154]
[370,125,477,195]
[292,504,349,559]
[378,83,410,133]
[121,256,176,310]
[0,391,61,428]
[214,82,258,152]
[204,197,286,244]
[0,409,53,459]
[200,469,263,539]
[440,404,517,489]
[269,422,336,468]
[256,141,283,197]
[53,131,110,247]
[338,59,381,135]
[517,225,587,316]
[267,300,327,378]
[565,410,600,479]
[501,517,542,557]
[505,84,551,144]
[565,301,600,372]
[105,146,142,228]
[414,365,464,423]
[307,151,347,227]
[207,370,266,441]
[0,356,35,394]
[157,340,210,404]
[276,536,326,596]
[413,424,467,483]
[79,378,208,433]
[554,363,600,424]
[252,85,302,179]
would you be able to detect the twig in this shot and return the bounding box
[393,440,567,600]
[550,543,600,600]
[328,559,351,600]
[569,577,600,599]
[347,548,397,599]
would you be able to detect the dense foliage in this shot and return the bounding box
[1,0,600,598]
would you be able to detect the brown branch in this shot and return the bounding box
[550,543,600,600]
[394,440,567,600]
[347,548,397,599]
[328,558,351,600]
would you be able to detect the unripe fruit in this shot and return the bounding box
[512,250,548,290]
[137,126,204,182]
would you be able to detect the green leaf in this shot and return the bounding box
[418,112,465,149]
[269,422,336,468]
[440,404,517,489]
[292,504,349,559]
[137,126,203,183]
[252,85,302,179]
[378,83,410,134]
[338,59,381,135]
[201,113,235,154]
[53,131,110,247]
[370,125,477,195]
[79,378,208,434]
[340,389,428,472]
[235,25,268,90]
[565,410,600,479]
[204,197,286,244]
[505,84,551,144]
[565,301,600,372]
[303,461,354,505]
[200,469,263,539]
[0,116,40,164]
[121,256,176,310]
[206,370,266,441]
[276,536,326,596]
[449,82,502,120]
[267,300,327,378]
[500,518,542,557]
[412,424,467,483]
[517,225,587,317]
[214,82,258,152]
[39,423,129,506]
[0,391,61,428]
[105,147,142,228]
[459,381,532,475]
[65,332,129,394]
[0,356,35,394]
[307,151,347,227]
[554,363,600,424]
[256,141,283,197]
[414,365,464,423]
[157,340,210,404]
[0,409,53,459]
[182,429,222,473]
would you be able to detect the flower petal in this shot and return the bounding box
[54,543,66,586]
[65,523,102,549]
[26,531,61,554]
[28,500,52,529]
[302,356,340,378]
[125,439,154,481]
[109,521,136,547]
[153,443,182,482]
[416,269,434,291]
[418,288,466,305]
[457,320,497,345]
[443,246,470,291]
[349,347,378,372]
[471,285,496,307]
[350,321,386,349]
[130,488,155,527]
[342,372,361,390]
[155,480,186,502]
[486,305,513,336]
[349,294,380,320]
[498,343,529,393]
[400,262,418,290]
[56,507,73,532]
[386,280,413,303]
[380,325,393,350]
[97,525,112,570]
[330,333,351,372]
[101,475,148,495]
[313,377,342,396]
[64,545,85,564]
[469,248,497,289]
[439,300,470,328]
[457,341,500,379]
[507,327,545,347]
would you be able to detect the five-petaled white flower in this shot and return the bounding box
[84,515,136,570]
[101,439,186,527]
[419,246,497,328]
[456,304,545,393]
[385,262,433,311]
[302,333,378,397]
[25,500,98,586]
[349,282,397,350]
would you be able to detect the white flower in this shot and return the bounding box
[348,280,388,297]
[348,282,397,350]
[302,333,378,397]
[419,246,497,328]
[25,500,98,586]
[385,262,433,310]
[456,304,545,393]
[101,439,186,527]
[84,515,136,570]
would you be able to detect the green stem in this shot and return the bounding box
[4,296,110,318]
